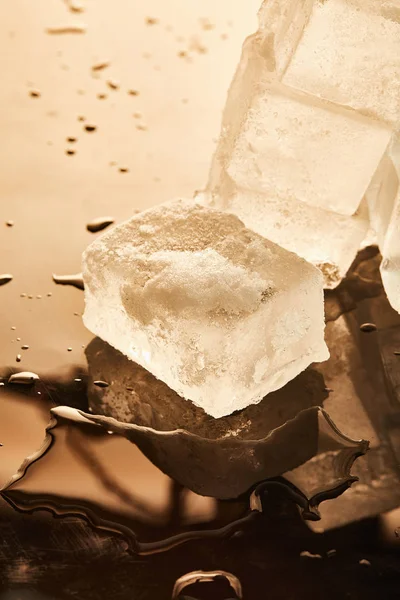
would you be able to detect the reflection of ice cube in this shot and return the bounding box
[82,199,328,419]
[307,257,400,529]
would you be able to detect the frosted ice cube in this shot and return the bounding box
[226,83,390,217]
[283,0,400,127]
[82,199,328,418]
[206,0,400,286]
[203,189,369,289]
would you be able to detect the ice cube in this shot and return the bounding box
[226,83,391,217]
[282,0,400,127]
[82,199,328,418]
[380,142,400,314]
[381,208,400,314]
[365,136,400,313]
[209,189,369,290]
[206,0,400,286]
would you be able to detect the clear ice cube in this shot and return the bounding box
[82,199,328,418]
[226,83,390,217]
[282,0,400,127]
[206,0,400,288]
[378,140,400,314]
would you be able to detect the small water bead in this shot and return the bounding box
[93,380,110,388]
[91,61,110,72]
[8,371,40,385]
[360,323,377,333]
[0,274,13,286]
[86,217,114,233]
[107,79,119,90]
[52,273,84,290]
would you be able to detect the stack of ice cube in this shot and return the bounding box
[205,0,400,303]
[82,199,328,418]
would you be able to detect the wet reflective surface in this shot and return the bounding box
[1,245,400,600]
[1,1,400,598]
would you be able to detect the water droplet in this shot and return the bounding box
[66,149,76,156]
[28,294,33,299]
[326,549,337,558]
[119,167,129,173]
[67,136,77,143]
[66,0,85,13]
[6,220,14,227]
[47,292,52,297]
[91,61,110,72]
[84,124,97,133]
[359,559,371,566]
[360,323,377,333]
[107,79,119,90]
[36,294,42,299]
[8,371,40,385]
[45,24,87,35]
[20,293,26,298]
[0,274,13,286]
[16,337,21,341]
[16,354,22,363]
[67,347,72,352]
[97,93,107,100]
[86,216,114,233]
[11,326,16,330]
[172,571,242,599]
[21,345,29,350]
[29,89,41,98]
[52,273,84,290]
[93,380,109,388]
[74,378,82,382]
[300,551,322,559]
